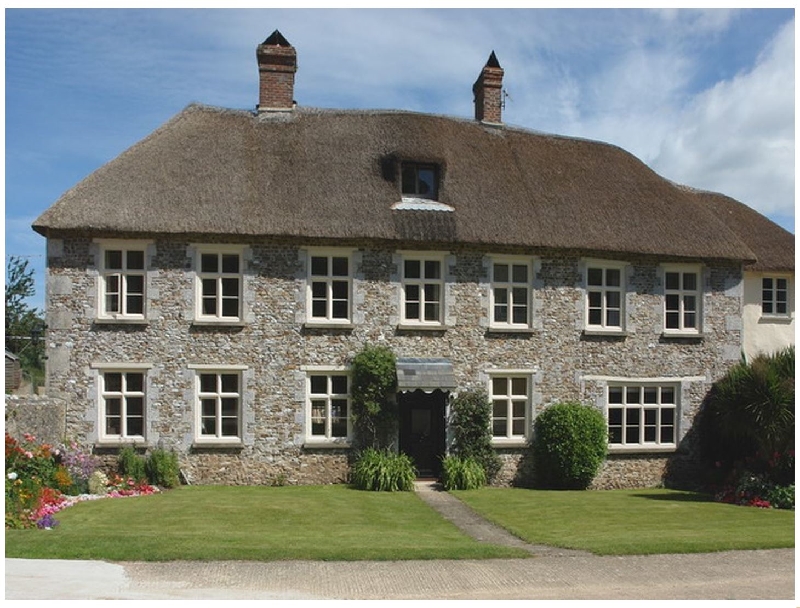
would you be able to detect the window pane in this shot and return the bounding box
[512,304,528,324]
[222,297,239,317]
[418,168,435,196]
[126,373,143,393]
[512,264,528,283]
[126,294,144,315]
[312,300,327,318]
[665,272,680,291]
[424,303,440,321]
[221,397,238,417]
[588,309,602,325]
[683,273,697,291]
[511,377,527,396]
[106,294,120,314]
[106,416,121,435]
[127,418,144,436]
[106,274,120,294]
[644,409,657,425]
[587,268,603,286]
[492,378,507,396]
[406,302,420,320]
[222,278,239,297]
[311,256,328,276]
[661,387,675,404]
[331,418,348,438]
[683,295,696,312]
[424,283,440,303]
[643,387,658,404]
[200,374,217,393]
[492,400,506,417]
[401,165,416,194]
[424,260,441,279]
[661,407,675,425]
[331,375,348,394]
[127,396,144,416]
[606,291,620,309]
[512,419,525,436]
[311,281,326,299]
[310,376,327,394]
[777,278,787,290]
[762,278,774,290]
[201,398,217,417]
[606,269,621,287]
[660,426,675,444]
[494,305,508,323]
[105,373,122,392]
[763,299,774,314]
[221,417,238,437]
[606,310,620,327]
[776,302,787,315]
[220,374,238,393]
[492,420,507,437]
[105,250,123,270]
[404,260,420,279]
[202,278,217,297]
[626,387,640,404]
[512,400,526,417]
[331,300,348,319]
[608,387,623,404]
[106,397,121,416]
[493,264,509,283]
[331,257,348,277]
[331,281,348,300]
[608,408,622,425]
[405,284,420,303]
[683,312,696,329]
[588,292,602,308]
[665,294,679,311]
[201,254,218,273]
[126,250,145,270]
[665,312,680,329]
[512,287,528,306]
[202,297,217,316]
[221,254,239,274]
[608,426,622,444]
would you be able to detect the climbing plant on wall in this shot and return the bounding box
[350,345,397,450]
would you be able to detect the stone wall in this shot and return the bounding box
[5,395,67,446]
[43,235,742,487]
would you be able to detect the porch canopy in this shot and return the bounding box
[395,358,456,393]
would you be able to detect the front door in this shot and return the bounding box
[398,390,446,478]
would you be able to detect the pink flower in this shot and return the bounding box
[24,451,34,459]
[23,433,36,443]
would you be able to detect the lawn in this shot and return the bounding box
[5,485,526,561]
[453,487,795,555]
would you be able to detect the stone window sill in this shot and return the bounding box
[94,317,149,326]
[607,445,676,455]
[661,332,704,340]
[303,440,352,449]
[487,326,535,335]
[191,440,244,450]
[583,329,627,338]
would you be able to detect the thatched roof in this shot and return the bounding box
[34,103,773,264]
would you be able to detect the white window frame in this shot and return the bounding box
[400,253,445,327]
[193,245,245,323]
[304,367,352,446]
[489,257,533,330]
[91,363,152,445]
[488,371,531,445]
[584,260,626,332]
[662,264,702,335]
[605,382,679,452]
[762,276,791,318]
[96,240,149,321]
[190,364,246,445]
[306,249,353,326]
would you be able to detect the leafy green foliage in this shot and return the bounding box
[531,401,607,489]
[449,390,501,483]
[144,449,181,488]
[700,347,794,477]
[350,448,416,491]
[350,345,397,449]
[5,256,45,389]
[441,455,486,490]
[117,446,147,482]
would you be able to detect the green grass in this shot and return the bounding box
[5,485,526,561]
[453,487,795,555]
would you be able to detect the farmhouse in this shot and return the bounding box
[32,31,794,487]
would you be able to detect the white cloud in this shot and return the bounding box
[650,18,794,221]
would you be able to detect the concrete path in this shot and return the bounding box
[4,482,796,600]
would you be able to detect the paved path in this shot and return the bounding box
[5,482,796,600]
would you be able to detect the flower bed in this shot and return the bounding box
[6,432,159,530]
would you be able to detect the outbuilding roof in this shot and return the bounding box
[33,103,775,264]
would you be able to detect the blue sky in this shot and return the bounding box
[5,8,795,310]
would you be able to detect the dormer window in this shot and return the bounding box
[402,163,438,200]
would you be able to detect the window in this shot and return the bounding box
[308,252,352,323]
[586,264,624,330]
[100,371,146,441]
[196,249,242,321]
[490,375,529,441]
[196,371,242,441]
[99,247,146,319]
[762,277,789,316]
[401,163,438,199]
[402,256,443,325]
[490,259,531,328]
[607,384,676,449]
[664,267,701,333]
[307,373,351,442]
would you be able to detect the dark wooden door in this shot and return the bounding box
[398,390,446,477]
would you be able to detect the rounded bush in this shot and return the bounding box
[532,401,607,489]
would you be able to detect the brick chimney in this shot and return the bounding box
[256,30,297,113]
[473,51,504,124]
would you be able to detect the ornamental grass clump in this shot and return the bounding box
[532,401,607,490]
[145,449,181,488]
[441,455,487,491]
[350,448,416,491]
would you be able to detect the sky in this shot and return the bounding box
[4,7,796,311]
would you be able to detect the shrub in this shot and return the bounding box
[351,345,398,449]
[88,470,110,495]
[118,446,147,482]
[350,448,416,491]
[700,347,794,482]
[441,456,486,491]
[449,390,502,483]
[532,401,607,489]
[145,449,181,488]
[55,440,98,494]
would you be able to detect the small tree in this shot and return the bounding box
[350,345,397,449]
[450,390,501,483]
[5,256,45,389]
[532,401,607,489]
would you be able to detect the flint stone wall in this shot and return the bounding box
[43,235,742,487]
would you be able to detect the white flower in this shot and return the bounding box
[7,472,18,480]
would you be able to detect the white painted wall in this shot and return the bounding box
[742,270,795,361]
